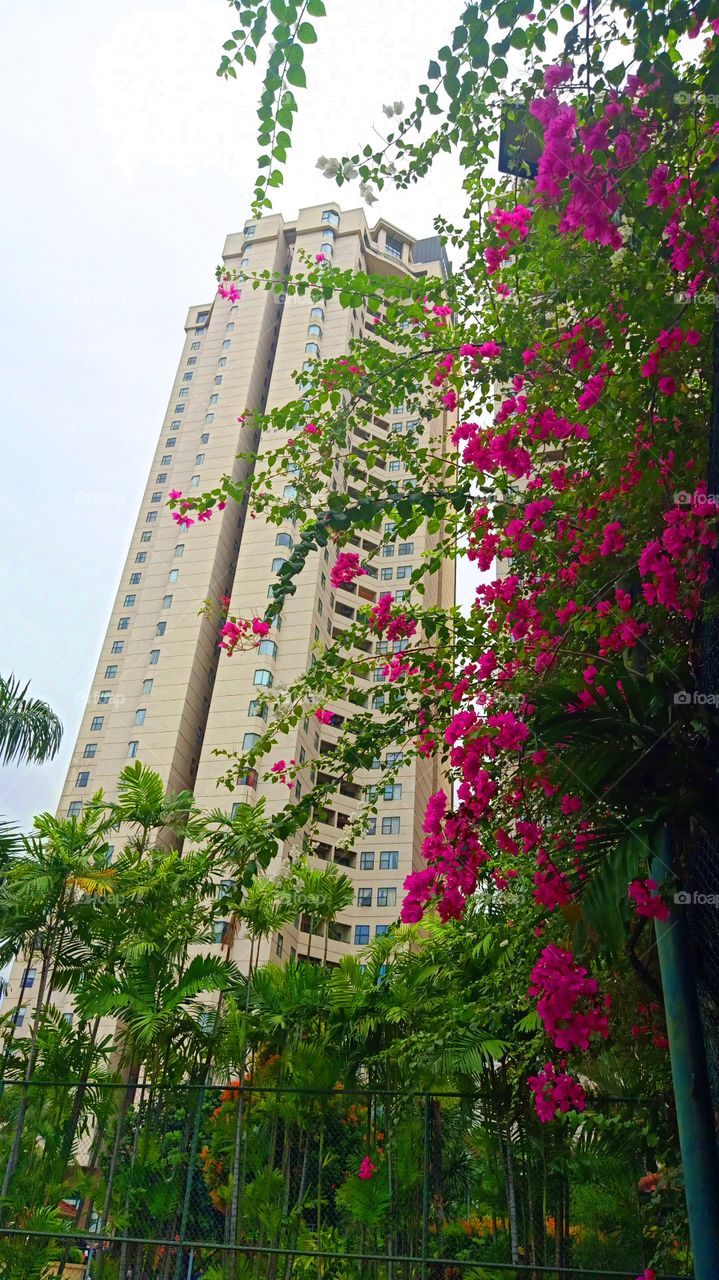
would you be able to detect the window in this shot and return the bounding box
[384,783,403,801]
[253,669,273,687]
[396,590,408,601]
[376,924,390,936]
[135,709,146,726]
[142,679,153,694]
[149,649,160,665]
[354,925,370,946]
[283,484,297,499]
[165,437,176,448]
[360,852,375,871]
[383,545,394,557]
[76,771,90,788]
[378,887,397,907]
[276,932,284,956]
[178,387,189,397]
[380,850,399,870]
[156,621,167,636]
[104,665,118,679]
[68,801,82,818]
[386,752,403,766]
[321,226,336,242]
[123,594,136,607]
[214,375,223,385]
[272,557,286,573]
[357,888,373,907]
[321,210,340,226]
[146,511,157,523]
[111,641,124,654]
[196,310,209,325]
[382,817,401,835]
[83,743,97,758]
[205,412,214,424]
[381,567,393,581]
[175,544,184,558]
[399,542,414,556]
[385,235,403,259]
[171,420,182,429]
[320,241,334,257]
[168,569,179,584]
[406,419,419,433]
[237,770,258,788]
[389,460,401,473]
[91,716,104,731]
[130,573,142,587]
[201,432,210,444]
[190,475,200,488]
[155,473,167,486]
[243,732,261,750]
[195,453,205,465]
[396,565,411,580]
[310,306,324,319]
[209,394,219,405]
[12,1009,25,1028]
[135,551,147,563]
[127,741,139,758]
[213,920,230,945]
[183,371,193,381]
[244,223,255,237]
[307,324,322,338]
[240,256,250,268]
[305,342,320,357]
[248,699,268,719]
[276,532,293,549]
[162,595,173,609]
[191,340,201,350]
[218,356,227,368]
[258,639,277,658]
[226,321,235,331]
[392,403,404,415]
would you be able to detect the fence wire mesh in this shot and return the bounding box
[0,1080,686,1280]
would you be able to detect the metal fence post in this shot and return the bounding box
[421,1094,430,1280]
[652,827,719,1279]
[173,1084,205,1280]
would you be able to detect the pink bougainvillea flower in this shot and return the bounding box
[331,552,366,588]
[628,878,669,921]
[315,708,334,724]
[358,1157,376,1180]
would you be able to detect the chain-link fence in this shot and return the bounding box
[0,1079,686,1280]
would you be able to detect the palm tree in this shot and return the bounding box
[0,674,62,767]
[283,859,353,966]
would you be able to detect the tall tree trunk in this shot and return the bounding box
[0,939,54,1215]
[504,1128,520,1266]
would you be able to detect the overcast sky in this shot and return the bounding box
[0,0,470,829]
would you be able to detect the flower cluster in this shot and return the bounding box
[330,551,366,588]
[528,1061,587,1123]
[529,946,610,1051]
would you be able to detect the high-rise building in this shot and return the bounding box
[5,204,454,1021]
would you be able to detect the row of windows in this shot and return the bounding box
[357,887,397,907]
[360,850,399,870]
[380,565,411,580]
[355,924,390,944]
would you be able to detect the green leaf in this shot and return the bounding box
[490,56,508,78]
[297,21,317,43]
[427,59,441,78]
[307,0,326,13]
[286,63,307,88]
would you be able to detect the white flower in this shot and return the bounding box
[341,160,358,180]
[381,100,404,118]
[393,100,404,115]
[359,181,378,206]
[316,155,329,169]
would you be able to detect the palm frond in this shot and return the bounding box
[0,673,63,766]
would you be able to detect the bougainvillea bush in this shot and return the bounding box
[169,0,719,1259]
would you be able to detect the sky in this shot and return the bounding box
[0,0,470,829]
